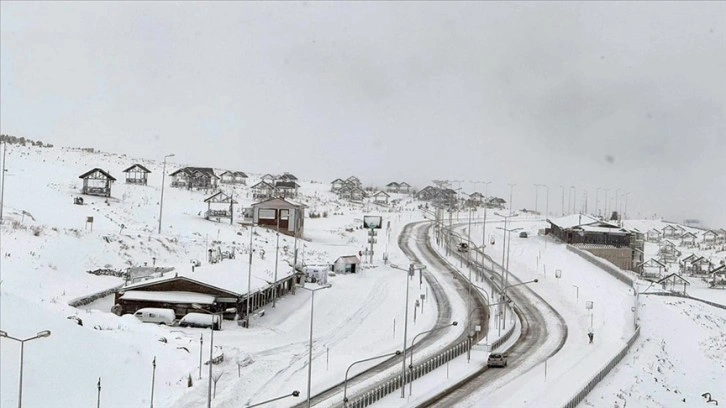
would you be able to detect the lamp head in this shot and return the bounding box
[292,390,300,397]
[0,330,7,338]
[37,330,51,338]
[533,279,539,283]
[395,350,402,355]
[452,321,458,326]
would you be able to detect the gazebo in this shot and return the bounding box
[203,191,238,224]
[122,164,151,185]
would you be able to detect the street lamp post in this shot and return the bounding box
[247,391,300,408]
[343,351,401,406]
[246,221,255,328]
[408,322,457,395]
[298,284,332,407]
[157,153,175,234]
[494,212,519,332]
[390,263,426,398]
[0,329,52,408]
[191,304,222,408]
[507,183,516,215]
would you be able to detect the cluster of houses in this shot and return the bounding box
[251,173,300,200]
[415,185,503,209]
[645,224,726,248]
[331,176,366,201]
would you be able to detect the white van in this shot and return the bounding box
[133,308,176,325]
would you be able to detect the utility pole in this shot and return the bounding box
[0,142,7,223]
[508,183,516,215]
[560,185,565,215]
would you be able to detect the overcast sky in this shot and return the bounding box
[1,2,724,226]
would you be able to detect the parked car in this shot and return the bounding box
[457,242,469,252]
[179,313,221,330]
[133,308,176,325]
[487,353,508,367]
[519,231,528,238]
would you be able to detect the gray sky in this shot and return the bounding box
[2,2,725,226]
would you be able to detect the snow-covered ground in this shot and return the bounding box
[1,144,724,407]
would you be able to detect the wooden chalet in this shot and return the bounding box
[658,240,681,263]
[122,164,151,185]
[114,276,242,319]
[637,258,667,279]
[204,191,238,224]
[646,228,663,243]
[656,273,690,295]
[662,224,679,239]
[386,182,401,193]
[261,174,276,183]
[339,184,365,201]
[415,186,438,201]
[220,171,248,185]
[372,190,390,204]
[679,254,699,273]
[690,256,712,275]
[274,181,300,198]
[702,230,718,244]
[469,192,485,204]
[346,176,362,188]
[680,231,698,248]
[331,178,346,192]
[399,182,411,193]
[251,181,277,199]
[708,264,726,288]
[279,172,298,182]
[170,167,218,190]
[717,229,726,242]
[250,197,305,236]
[79,168,116,197]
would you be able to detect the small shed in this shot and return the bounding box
[662,224,679,239]
[656,273,690,296]
[251,197,305,236]
[679,254,699,273]
[680,231,698,248]
[333,255,360,274]
[708,265,726,288]
[204,191,238,224]
[79,168,116,197]
[691,256,712,275]
[646,228,663,243]
[702,230,718,244]
[372,190,390,204]
[637,258,667,279]
[122,164,151,185]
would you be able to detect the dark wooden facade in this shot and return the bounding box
[79,168,116,197]
[170,167,218,190]
[122,164,151,185]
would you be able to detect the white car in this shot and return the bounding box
[179,313,221,330]
[133,308,176,325]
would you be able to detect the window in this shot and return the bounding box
[259,209,276,219]
[280,209,290,220]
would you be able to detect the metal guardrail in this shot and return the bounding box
[561,325,641,408]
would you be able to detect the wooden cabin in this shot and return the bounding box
[250,197,305,236]
[122,164,151,185]
[170,167,218,190]
[251,181,277,199]
[79,168,116,197]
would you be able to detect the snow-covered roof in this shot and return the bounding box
[120,291,216,304]
[548,214,619,229]
[575,225,628,234]
[335,255,360,264]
